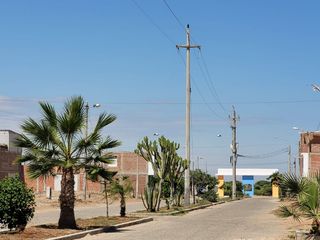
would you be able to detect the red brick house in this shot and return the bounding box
[23,152,148,198]
[299,132,320,176]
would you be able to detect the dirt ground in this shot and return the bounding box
[34,191,141,211]
[0,216,140,240]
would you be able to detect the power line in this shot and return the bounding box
[238,147,289,159]
[199,51,227,114]
[177,51,225,120]
[194,51,227,115]
[160,0,228,116]
[130,0,176,46]
[161,0,185,31]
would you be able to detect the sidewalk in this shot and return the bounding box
[30,197,145,226]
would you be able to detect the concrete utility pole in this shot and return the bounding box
[177,24,200,206]
[83,102,100,200]
[288,145,291,174]
[230,106,239,200]
[83,102,89,200]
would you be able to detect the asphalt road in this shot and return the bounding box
[30,200,145,226]
[82,197,289,240]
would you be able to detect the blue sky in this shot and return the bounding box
[1,0,320,175]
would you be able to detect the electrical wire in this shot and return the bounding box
[160,0,227,115]
[199,51,227,114]
[238,147,289,159]
[161,0,185,31]
[177,51,225,120]
[130,0,176,46]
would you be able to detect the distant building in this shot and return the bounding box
[0,130,22,154]
[0,130,22,179]
[299,132,320,176]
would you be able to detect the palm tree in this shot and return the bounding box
[275,172,320,237]
[16,96,120,229]
[267,171,283,186]
[109,176,133,217]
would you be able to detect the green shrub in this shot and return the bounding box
[254,180,272,196]
[0,176,36,231]
[201,189,217,202]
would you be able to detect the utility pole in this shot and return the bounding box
[230,106,239,200]
[177,24,200,206]
[192,161,195,204]
[293,157,297,176]
[288,145,291,174]
[83,102,89,201]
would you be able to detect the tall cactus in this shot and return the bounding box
[168,155,187,207]
[135,136,181,211]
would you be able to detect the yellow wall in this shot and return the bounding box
[272,183,279,198]
[218,175,224,198]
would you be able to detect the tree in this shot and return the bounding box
[191,169,218,202]
[223,181,243,197]
[254,180,272,196]
[275,172,320,237]
[0,176,35,231]
[267,171,283,186]
[267,171,284,197]
[87,167,117,218]
[16,96,120,229]
[135,136,179,211]
[109,176,133,217]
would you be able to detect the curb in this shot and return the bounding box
[130,203,214,217]
[170,203,213,215]
[46,217,153,240]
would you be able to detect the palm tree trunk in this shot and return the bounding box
[120,195,126,217]
[104,181,109,218]
[58,168,77,229]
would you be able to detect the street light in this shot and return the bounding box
[197,156,203,170]
[83,102,101,200]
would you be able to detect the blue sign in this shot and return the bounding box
[242,175,254,197]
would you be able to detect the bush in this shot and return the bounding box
[201,189,217,202]
[0,176,36,231]
[224,181,244,197]
[254,180,272,196]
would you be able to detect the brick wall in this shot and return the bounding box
[114,152,148,196]
[22,152,148,197]
[0,151,22,179]
[310,154,320,174]
[299,132,320,175]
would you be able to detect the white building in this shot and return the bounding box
[0,130,22,154]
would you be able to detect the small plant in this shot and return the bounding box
[110,176,133,217]
[0,176,36,231]
[275,172,320,238]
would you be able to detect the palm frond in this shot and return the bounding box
[275,205,301,221]
[58,96,85,136]
[39,101,57,128]
[281,173,305,197]
[93,113,117,133]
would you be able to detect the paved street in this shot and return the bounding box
[83,197,289,240]
[30,200,145,226]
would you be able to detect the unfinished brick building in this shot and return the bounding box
[299,132,320,176]
[0,130,22,179]
[23,151,148,198]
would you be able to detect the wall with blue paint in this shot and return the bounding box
[242,175,254,197]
